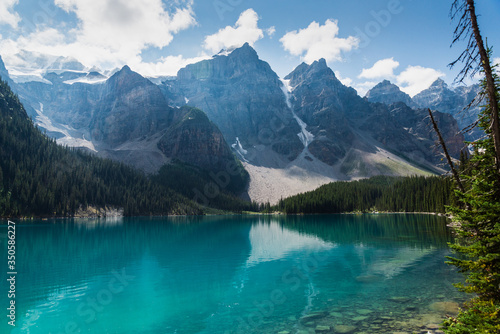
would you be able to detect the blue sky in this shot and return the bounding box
[0,0,499,96]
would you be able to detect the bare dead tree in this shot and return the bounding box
[427,109,466,193]
[450,0,500,173]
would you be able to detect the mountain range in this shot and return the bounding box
[0,44,475,204]
[365,78,482,141]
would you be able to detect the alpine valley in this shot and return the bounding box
[0,44,476,206]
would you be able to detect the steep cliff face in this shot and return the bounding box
[162,43,303,162]
[285,60,465,175]
[0,56,11,83]
[157,106,236,171]
[12,65,238,174]
[90,66,174,147]
[412,78,481,140]
[365,80,414,107]
[285,59,359,165]
[2,44,471,204]
[385,103,464,163]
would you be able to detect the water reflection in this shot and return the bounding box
[246,219,335,266]
[0,214,461,334]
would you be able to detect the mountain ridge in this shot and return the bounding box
[1,45,469,204]
[366,78,482,140]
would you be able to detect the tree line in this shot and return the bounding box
[0,78,203,217]
[273,175,454,214]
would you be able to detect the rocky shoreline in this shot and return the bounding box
[263,296,466,334]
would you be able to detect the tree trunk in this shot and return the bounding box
[427,109,466,193]
[467,0,500,172]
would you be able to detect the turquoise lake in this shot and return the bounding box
[0,214,467,334]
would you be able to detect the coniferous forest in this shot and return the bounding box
[274,175,453,214]
[0,74,454,218]
[0,78,204,217]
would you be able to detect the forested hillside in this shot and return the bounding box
[274,176,453,214]
[0,78,203,217]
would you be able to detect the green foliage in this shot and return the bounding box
[0,78,203,217]
[273,175,453,214]
[153,161,258,213]
[442,299,500,333]
[442,72,500,332]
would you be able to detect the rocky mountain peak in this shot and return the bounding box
[177,43,275,82]
[120,65,132,72]
[285,59,339,88]
[230,42,259,60]
[430,78,447,89]
[106,65,155,93]
[311,58,328,71]
[365,80,413,106]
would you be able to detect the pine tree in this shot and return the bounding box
[438,1,500,332]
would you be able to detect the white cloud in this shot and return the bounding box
[396,65,445,97]
[0,0,20,28]
[54,0,196,52]
[280,19,359,64]
[132,54,210,77]
[359,58,399,79]
[334,71,353,87]
[203,9,264,53]
[353,81,378,97]
[0,0,198,76]
[266,26,276,38]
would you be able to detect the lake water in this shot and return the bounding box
[0,214,466,334]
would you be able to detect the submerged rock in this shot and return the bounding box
[329,312,343,318]
[315,325,331,333]
[426,323,441,330]
[301,312,326,322]
[389,297,411,303]
[352,316,369,322]
[357,309,374,315]
[334,325,357,333]
[429,301,459,315]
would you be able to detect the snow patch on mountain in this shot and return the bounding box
[63,76,107,85]
[280,79,314,148]
[35,103,96,152]
[293,113,314,148]
[232,137,248,162]
[9,68,52,85]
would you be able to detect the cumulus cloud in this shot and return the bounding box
[0,0,20,28]
[359,58,399,79]
[0,0,198,76]
[353,81,378,97]
[132,54,210,77]
[396,65,445,97]
[54,0,196,52]
[280,19,359,64]
[203,9,264,53]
